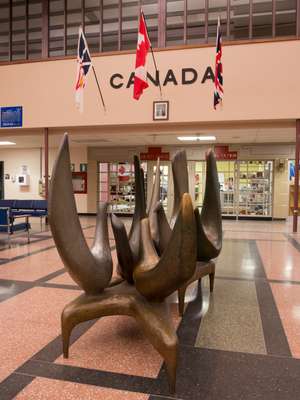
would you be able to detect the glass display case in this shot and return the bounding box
[238,161,273,217]
[98,162,147,214]
[194,161,206,210]
[217,160,237,216]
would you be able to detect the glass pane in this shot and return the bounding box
[85,0,100,53]
[230,0,250,40]
[66,0,82,55]
[122,0,139,50]
[166,0,184,46]
[275,0,296,37]
[252,0,272,38]
[0,1,10,61]
[187,0,205,44]
[208,0,227,43]
[142,1,158,47]
[28,1,42,59]
[102,0,119,52]
[49,0,65,57]
[12,0,25,60]
[218,160,236,215]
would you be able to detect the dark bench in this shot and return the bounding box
[0,200,48,229]
[0,207,30,247]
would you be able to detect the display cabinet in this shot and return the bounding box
[98,162,147,214]
[217,160,237,216]
[238,161,273,217]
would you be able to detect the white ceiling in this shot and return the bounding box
[0,121,296,148]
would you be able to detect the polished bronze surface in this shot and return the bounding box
[128,155,147,265]
[170,151,189,228]
[153,201,172,255]
[178,261,215,316]
[49,134,112,295]
[147,158,161,249]
[134,194,197,302]
[195,149,223,261]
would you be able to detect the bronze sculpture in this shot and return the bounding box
[148,149,223,315]
[49,134,197,393]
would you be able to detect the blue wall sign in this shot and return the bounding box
[0,106,23,128]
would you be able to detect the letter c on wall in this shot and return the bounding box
[110,73,124,89]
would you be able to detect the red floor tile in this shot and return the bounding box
[256,240,300,281]
[15,377,149,399]
[271,283,300,358]
[0,287,78,383]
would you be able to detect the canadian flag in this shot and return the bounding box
[133,11,151,100]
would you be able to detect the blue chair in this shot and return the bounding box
[0,207,31,247]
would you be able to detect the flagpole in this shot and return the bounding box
[141,10,162,99]
[92,66,106,112]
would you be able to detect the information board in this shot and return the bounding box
[0,106,23,128]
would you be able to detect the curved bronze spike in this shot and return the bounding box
[111,214,135,283]
[128,156,146,265]
[170,151,189,228]
[49,134,112,294]
[147,158,161,248]
[134,193,197,301]
[153,201,172,255]
[195,149,222,261]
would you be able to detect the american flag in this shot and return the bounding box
[75,26,92,112]
[214,17,223,109]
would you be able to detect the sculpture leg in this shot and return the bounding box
[59,284,178,393]
[61,307,77,358]
[209,272,215,292]
[178,286,186,316]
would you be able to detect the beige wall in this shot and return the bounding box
[1,40,300,129]
[0,146,88,213]
[0,148,42,200]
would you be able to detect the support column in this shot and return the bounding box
[293,120,300,232]
[44,128,49,200]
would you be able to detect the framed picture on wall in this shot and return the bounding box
[153,101,169,121]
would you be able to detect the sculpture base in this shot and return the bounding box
[178,260,215,316]
[61,281,178,393]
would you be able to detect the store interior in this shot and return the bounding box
[0,122,296,220]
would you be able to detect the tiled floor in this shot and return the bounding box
[1,217,300,399]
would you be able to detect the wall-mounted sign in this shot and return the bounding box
[110,67,215,90]
[0,106,23,128]
[215,145,238,160]
[140,147,170,161]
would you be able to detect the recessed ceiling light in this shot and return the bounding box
[0,141,16,145]
[177,136,216,141]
